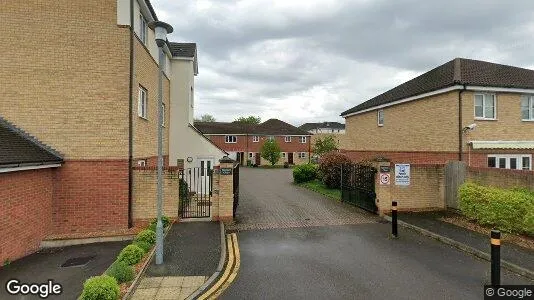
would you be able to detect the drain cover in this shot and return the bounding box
[60,256,95,267]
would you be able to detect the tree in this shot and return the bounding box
[194,114,216,122]
[313,135,338,156]
[234,115,261,124]
[260,139,281,166]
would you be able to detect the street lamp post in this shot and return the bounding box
[149,20,173,265]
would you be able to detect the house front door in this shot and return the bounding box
[288,152,294,164]
[255,153,261,165]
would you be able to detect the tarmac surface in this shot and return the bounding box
[0,241,128,299]
[221,168,533,299]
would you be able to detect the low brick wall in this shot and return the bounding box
[132,167,180,225]
[467,167,534,191]
[0,168,55,263]
[375,163,446,213]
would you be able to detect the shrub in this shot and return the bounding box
[135,229,156,246]
[148,216,171,232]
[179,179,190,204]
[80,275,120,300]
[318,152,351,189]
[133,240,152,253]
[106,260,135,284]
[117,244,145,265]
[293,164,318,183]
[459,182,534,235]
[261,139,281,166]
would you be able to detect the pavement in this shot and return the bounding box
[398,211,534,272]
[0,241,128,300]
[220,168,533,299]
[132,222,221,300]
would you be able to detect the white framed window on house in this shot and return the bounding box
[249,152,253,158]
[281,152,286,158]
[487,154,532,170]
[474,93,496,119]
[285,136,292,143]
[252,136,259,142]
[161,103,165,127]
[225,135,237,143]
[138,86,148,119]
[521,95,534,121]
[298,152,307,159]
[377,109,384,126]
[268,136,274,141]
[299,136,307,143]
[139,14,148,45]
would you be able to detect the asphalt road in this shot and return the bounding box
[222,168,533,299]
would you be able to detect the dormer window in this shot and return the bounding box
[139,14,148,45]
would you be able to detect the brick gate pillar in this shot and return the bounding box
[373,158,392,216]
[213,156,234,222]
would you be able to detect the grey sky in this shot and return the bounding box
[152,0,534,126]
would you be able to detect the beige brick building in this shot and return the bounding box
[341,58,534,171]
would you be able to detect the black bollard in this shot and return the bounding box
[491,230,501,285]
[392,201,398,238]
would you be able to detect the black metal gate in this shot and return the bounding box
[179,167,212,218]
[232,163,240,217]
[341,163,378,213]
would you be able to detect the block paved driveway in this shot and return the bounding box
[222,168,533,299]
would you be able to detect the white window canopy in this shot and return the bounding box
[470,141,534,150]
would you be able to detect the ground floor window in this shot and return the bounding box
[487,154,532,170]
[298,152,307,159]
[281,152,286,158]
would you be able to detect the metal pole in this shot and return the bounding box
[155,45,165,265]
[392,201,398,238]
[490,230,501,285]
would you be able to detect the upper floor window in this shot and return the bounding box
[474,93,496,119]
[252,136,259,142]
[377,109,384,126]
[299,136,307,143]
[225,135,237,143]
[487,154,531,170]
[285,136,292,143]
[521,95,534,121]
[138,86,148,119]
[139,14,148,45]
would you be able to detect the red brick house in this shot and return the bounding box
[0,117,63,262]
[195,119,312,166]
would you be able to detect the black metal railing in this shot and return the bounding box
[341,163,378,213]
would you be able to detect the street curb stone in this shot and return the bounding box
[383,215,534,280]
[186,221,226,300]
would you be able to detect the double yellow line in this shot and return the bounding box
[198,233,240,299]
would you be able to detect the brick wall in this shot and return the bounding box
[375,163,446,213]
[132,167,179,225]
[211,162,234,222]
[342,150,458,165]
[206,135,311,155]
[0,169,55,262]
[467,167,534,191]
[52,160,129,234]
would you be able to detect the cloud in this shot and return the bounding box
[151,0,534,125]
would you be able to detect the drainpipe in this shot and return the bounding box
[127,0,134,228]
[458,84,466,161]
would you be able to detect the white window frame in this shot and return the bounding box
[299,136,307,143]
[138,86,148,119]
[521,95,534,121]
[248,152,253,158]
[377,109,384,126]
[298,152,307,159]
[268,136,274,141]
[139,14,148,45]
[161,103,165,127]
[225,135,237,143]
[137,159,147,167]
[474,93,497,120]
[285,136,292,143]
[252,136,259,142]
[281,152,286,158]
[487,154,532,170]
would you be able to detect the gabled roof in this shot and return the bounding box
[194,119,311,136]
[299,122,345,131]
[341,58,534,116]
[0,116,63,168]
[169,43,196,58]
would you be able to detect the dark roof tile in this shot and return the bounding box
[169,43,196,58]
[194,119,310,136]
[299,122,345,131]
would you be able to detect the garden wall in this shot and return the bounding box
[467,167,534,192]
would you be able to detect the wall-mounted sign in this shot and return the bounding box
[395,164,410,186]
[220,168,233,175]
[379,173,390,185]
[379,166,390,173]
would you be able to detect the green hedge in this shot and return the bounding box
[459,182,534,235]
[106,260,135,284]
[117,244,145,265]
[148,216,171,232]
[135,229,156,246]
[293,164,318,183]
[80,275,120,300]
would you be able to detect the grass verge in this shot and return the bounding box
[298,179,341,201]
